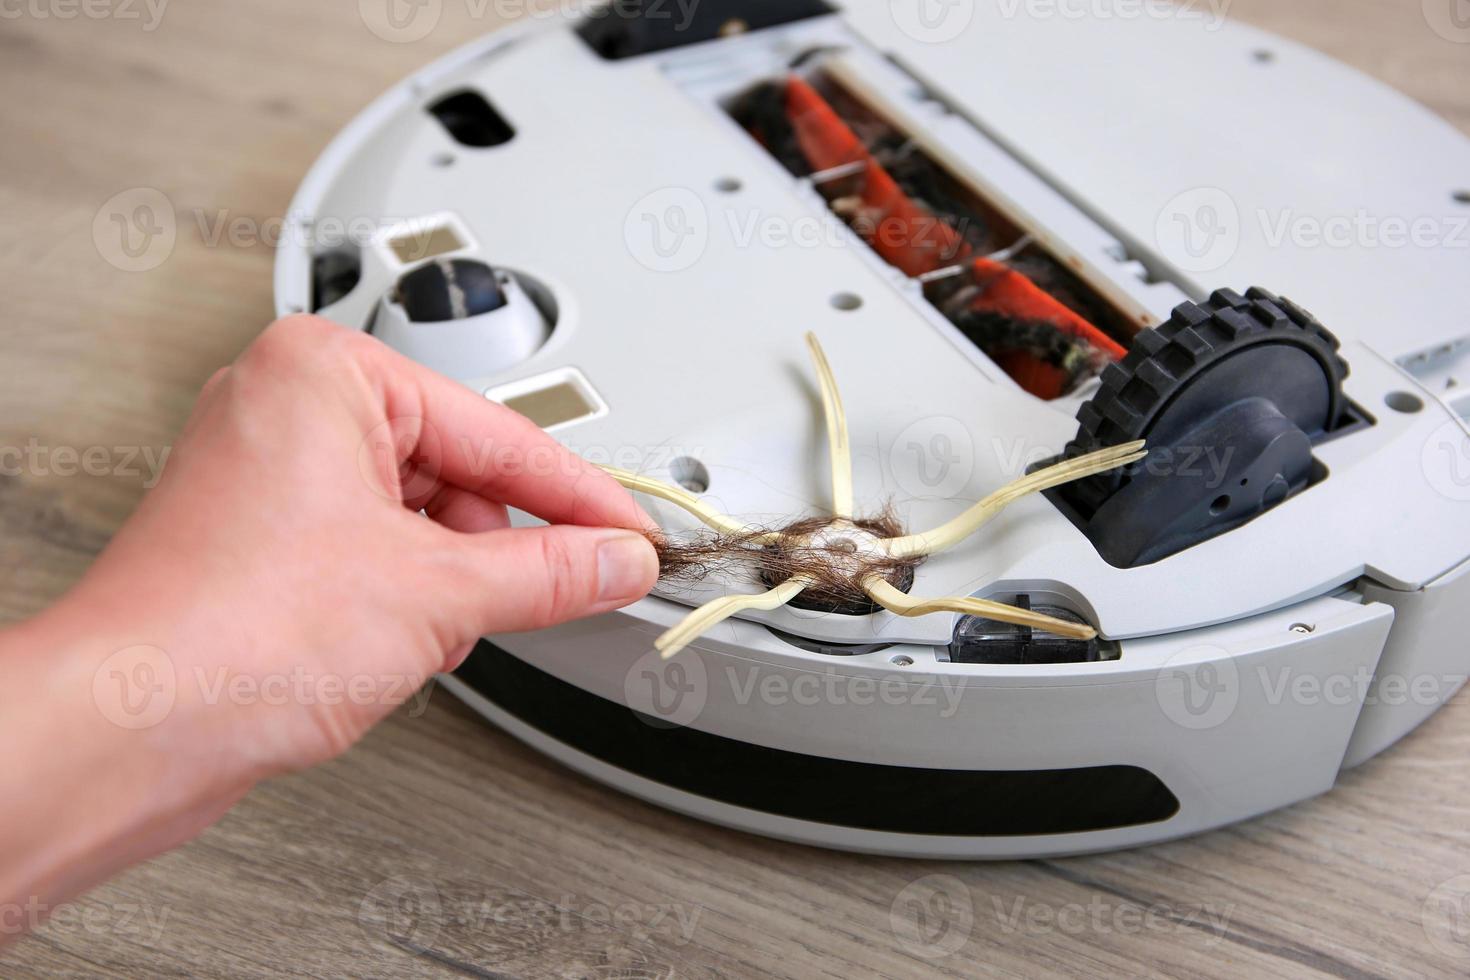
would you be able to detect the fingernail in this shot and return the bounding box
[597,532,657,604]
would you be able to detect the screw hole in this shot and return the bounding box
[890,655,914,667]
[1454,190,1470,206]
[714,176,742,193]
[1385,391,1424,414]
[1209,494,1231,515]
[830,292,863,312]
[1239,477,1249,487]
[432,153,456,168]
[1253,49,1275,63]
[669,456,710,494]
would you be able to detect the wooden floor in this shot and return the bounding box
[2,1,1468,976]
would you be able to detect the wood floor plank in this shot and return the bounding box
[2,1,1467,976]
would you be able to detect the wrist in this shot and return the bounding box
[0,589,256,917]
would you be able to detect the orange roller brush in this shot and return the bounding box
[785,75,968,277]
[778,74,1124,398]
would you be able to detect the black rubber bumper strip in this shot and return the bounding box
[455,641,1180,837]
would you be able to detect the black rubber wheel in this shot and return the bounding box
[395,258,506,323]
[1062,287,1349,516]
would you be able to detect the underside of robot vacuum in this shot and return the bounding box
[278,0,1470,857]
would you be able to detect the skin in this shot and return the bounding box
[0,315,660,942]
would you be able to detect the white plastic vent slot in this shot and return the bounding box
[486,367,608,432]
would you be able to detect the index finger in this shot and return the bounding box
[363,338,652,532]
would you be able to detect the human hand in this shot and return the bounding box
[62,314,658,779]
[2,315,660,921]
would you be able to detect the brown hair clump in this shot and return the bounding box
[647,505,921,615]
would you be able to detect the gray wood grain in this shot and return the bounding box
[2,0,1468,975]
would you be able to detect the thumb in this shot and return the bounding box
[450,524,660,635]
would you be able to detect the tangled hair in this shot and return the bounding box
[647,506,922,614]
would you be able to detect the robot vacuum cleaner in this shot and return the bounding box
[277,1,1470,857]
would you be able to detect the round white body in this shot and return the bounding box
[278,2,1470,857]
